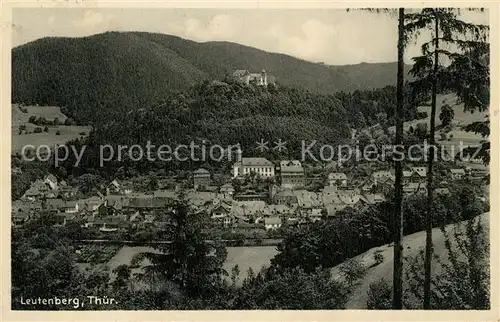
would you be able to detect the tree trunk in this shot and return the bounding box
[423,13,439,309]
[392,7,405,310]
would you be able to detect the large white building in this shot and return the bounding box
[233,157,275,178]
[280,160,305,189]
[232,69,273,86]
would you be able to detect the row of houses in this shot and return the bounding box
[21,174,80,201]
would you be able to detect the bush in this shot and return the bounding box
[35,116,47,125]
[404,216,490,309]
[43,126,49,132]
[64,118,76,126]
[373,252,384,266]
[55,130,61,135]
[28,116,36,124]
[79,131,86,136]
[366,279,392,309]
[234,267,349,309]
[33,127,42,134]
[339,259,366,286]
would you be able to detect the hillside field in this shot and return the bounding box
[102,245,278,285]
[11,104,91,153]
[330,213,490,309]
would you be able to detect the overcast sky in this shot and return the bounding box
[12,8,489,65]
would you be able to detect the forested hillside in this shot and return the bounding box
[12,31,412,125]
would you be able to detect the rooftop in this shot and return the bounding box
[264,217,281,225]
[193,168,210,175]
[328,172,347,180]
[280,160,304,173]
[240,157,274,166]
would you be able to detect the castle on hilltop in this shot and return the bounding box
[232,69,275,86]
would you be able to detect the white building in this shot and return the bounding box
[280,160,305,189]
[450,168,466,180]
[264,217,282,230]
[328,172,348,187]
[233,157,275,178]
[233,69,271,86]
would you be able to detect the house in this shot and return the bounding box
[30,201,43,212]
[469,168,488,181]
[273,190,299,206]
[97,216,129,232]
[127,196,169,209]
[402,170,412,184]
[188,191,219,207]
[294,190,322,209]
[410,166,427,182]
[219,183,235,199]
[233,157,275,178]
[44,174,58,190]
[232,69,274,86]
[449,168,466,180]
[46,198,65,212]
[58,185,79,199]
[328,172,347,188]
[264,217,282,230]
[22,179,50,201]
[265,204,293,217]
[359,178,377,193]
[80,196,106,213]
[371,170,395,183]
[83,214,95,228]
[210,201,233,227]
[22,186,41,201]
[106,179,130,195]
[106,195,130,213]
[12,200,30,214]
[152,190,177,199]
[46,199,79,213]
[402,167,427,184]
[338,189,362,207]
[279,160,305,189]
[12,211,30,225]
[233,190,268,202]
[403,182,427,195]
[193,168,211,190]
[231,201,267,220]
[63,201,79,213]
[360,193,386,205]
[308,208,324,222]
[325,204,347,217]
[322,186,342,205]
[64,213,77,223]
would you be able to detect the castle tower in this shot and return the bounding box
[261,69,267,86]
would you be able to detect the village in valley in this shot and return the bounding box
[12,141,489,238]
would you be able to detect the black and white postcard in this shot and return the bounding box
[2,2,498,321]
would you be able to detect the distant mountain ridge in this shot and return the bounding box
[12,31,412,123]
